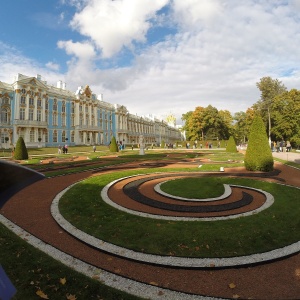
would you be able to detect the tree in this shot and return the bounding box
[244,115,273,172]
[219,109,233,137]
[256,77,287,142]
[271,89,300,146]
[181,111,193,141]
[189,107,205,141]
[109,136,119,152]
[187,105,232,141]
[226,136,237,153]
[14,137,28,160]
[233,108,255,144]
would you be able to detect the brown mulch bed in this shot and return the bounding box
[1,161,300,299]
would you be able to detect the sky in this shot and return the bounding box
[1,0,300,124]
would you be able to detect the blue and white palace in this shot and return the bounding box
[0,73,182,148]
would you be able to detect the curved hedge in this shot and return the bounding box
[244,115,273,171]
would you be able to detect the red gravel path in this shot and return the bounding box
[1,161,300,299]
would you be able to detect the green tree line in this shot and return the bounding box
[181,76,300,148]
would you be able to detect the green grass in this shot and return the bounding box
[1,148,299,298]
[59,171,300,258]
[160,177,225,198]
[0,223,141,300]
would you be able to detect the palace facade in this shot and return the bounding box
[0,73,183,148]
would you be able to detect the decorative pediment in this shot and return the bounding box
[15,77,48,90]
[83,85,92,98]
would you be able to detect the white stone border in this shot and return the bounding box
[50,174,300,268]
[101,174,274,221]
[0,214,221,300]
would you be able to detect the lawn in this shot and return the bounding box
[59,171,300,258]
[1,148,299,299]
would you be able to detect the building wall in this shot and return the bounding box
[0,74,183,149]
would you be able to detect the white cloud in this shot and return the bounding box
[57,40,96,60]
[172,0,223,28]
[91,0,300,122]
[3,1,300,126]
[0,42,62,85]
[69,0,169,58]
[46,61,60,71]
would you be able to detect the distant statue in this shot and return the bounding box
[139,135,145,155]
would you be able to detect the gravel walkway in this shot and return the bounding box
[1,160,300,299]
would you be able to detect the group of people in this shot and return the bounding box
[272,140,292,152]
[117,141,125,150]
[58,144,68,154]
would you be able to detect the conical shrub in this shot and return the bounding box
[109,136,119,152]
[14,137,29,160]
[244,115,273,171]
[226,136,237,153]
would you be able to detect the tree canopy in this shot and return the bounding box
[181,105,232,141]
[180,76,300,148]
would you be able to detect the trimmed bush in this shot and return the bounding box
[109,136,119,152]
[226,136,237,153]
[161,140,165,148]
[14,137,28,160]
[244,115,274,171]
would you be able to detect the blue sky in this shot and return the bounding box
[1,0,300,124]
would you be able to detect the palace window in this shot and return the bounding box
[29,97,34,106]
[53,113,57,126]
[62,115,66,126]
[45,111,48,123]
[53,130,57,143]
[1,108,9,123]
[71,115,75,126]
[1,133,8,144]
[38,129,42,141]
[71,103,75,113]
[21,96,26,104]
[71,131,75,143]
[37,98,42,107]
[62,102,66,113]
[30,129,35,142]
[37,110,42,122]
[21,88,26,94]
[29,109,34,121]
[20,108,25,120]
[19,128,25,139]
[2,98,9,105]
[45,100,49,110]
[62,131,66,142]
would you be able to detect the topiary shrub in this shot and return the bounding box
[226,136,237,153]
[244,115,273,171]
[109,136,119,152]
[14,137,28,160]
[161,140,165,148]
